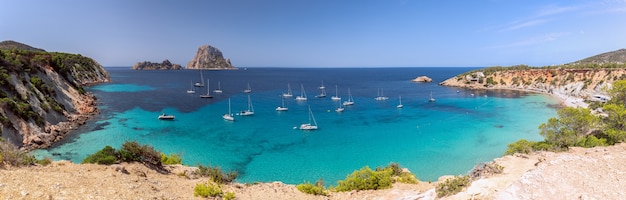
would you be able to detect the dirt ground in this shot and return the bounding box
[1,143,625,200]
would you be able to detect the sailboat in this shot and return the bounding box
[282,83,293,97]
[331,85,341,101]
[194,70,205,87]
[240,94,254,116]
[222,98,234,121]
[213,81,223,93]
[186,80,195,94]
[200,79,213,98]
[295,84,307,101]
[299,106,318,130]
[244,83,252,93]
[342,88,354,106]
[315,86,326,98]
[397,96,404,108]
[318,80,325,90]
[335,100,344,112]
[276,95,288,111]
[374,88,388,100]
[429,92,436,102]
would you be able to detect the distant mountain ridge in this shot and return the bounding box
[572,49,626,64]
[0,40,46,52]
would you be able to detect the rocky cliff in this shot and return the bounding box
[186,45,236,70]
[0,41,110,149]
[131,59,182,70]
[440,49,626,100]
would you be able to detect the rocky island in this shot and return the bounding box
[131,59,182,70]
[186,45,236,70]
[0,40,110,149]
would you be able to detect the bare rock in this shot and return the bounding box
[131,59,182,70]
[411,76,433,82]
[186,45,236,70]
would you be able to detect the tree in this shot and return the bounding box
[539,107,599,148]
[602,103,626,144]
[607,80,626,106]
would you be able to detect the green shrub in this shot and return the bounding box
[119,140,161,166]
[36,157,53,166]
[0,139,36,167]
[577,135,607,148]
[504,139,535,155]
[82,145,118,165]
[160,153,182,165]
[223,191,236,200]
[436,175,470,197]
[194,181,223,198]
[296,179,327,196]
[194,164,238,184]
[334,166,393,192]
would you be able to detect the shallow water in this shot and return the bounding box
[34,67,558,184]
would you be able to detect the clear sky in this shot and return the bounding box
[2,0,625,67]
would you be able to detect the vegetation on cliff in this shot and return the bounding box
[131,59,182,70]
[0,41,109,149]
[505,80,626,155]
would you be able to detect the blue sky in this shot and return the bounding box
[2,0,625,67]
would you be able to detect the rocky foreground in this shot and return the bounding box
[2,143,625,199]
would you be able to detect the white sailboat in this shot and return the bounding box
[342,88,354,106]
[295,84,307,101]
[213,81,223,93]
[194,70,205,87]
[200,79,213,98]
[240,94,254,116]
[331,85,341,101]
[318,80,325,90]
[244,83,252,93]
[315,87,326,98]
[429,92,436,102]
[397,96,404,108]
[186,80,195,94]
[299,106,318,130]
[222,98,234,121]
[374,88,388,100]
[335,101,344,112]
[276,95,288,111]
[282,83,293,97]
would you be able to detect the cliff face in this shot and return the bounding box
[440,67,626,99]
[186,45,236,70]
[0,44,110,149]
[131,59,182,70]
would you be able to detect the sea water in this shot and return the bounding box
[34,67,558,184]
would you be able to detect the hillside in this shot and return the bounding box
[0,40,46,52]
[440,49,626,101]
[0,41,109,149]
[573,48,626,64]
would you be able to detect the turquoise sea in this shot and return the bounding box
[34,67,558,184]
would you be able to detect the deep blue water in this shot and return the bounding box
[34,67,558,184]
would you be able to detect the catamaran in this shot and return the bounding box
[194,70,205,87]
[374,88,388,100]
[397,96,404,108]
[295,84,307,101]
[199,79,213,98]
[222,98,234,121]
[299,106,318,130]
[342,88,354,106]
[213,81,223,93]
[276,95,288,111]
[240,94,254,116]
[282,83,293,97]
[331,85,341,101]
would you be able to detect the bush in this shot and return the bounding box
[334,166,393,192]
[194,181,223,198]
[436,175,470,197]
[0,139,36,167]
[160,153,182,165]
[296,179,327,196]
[504,139,535,155]
[577,135,607,148]
[194,164,238,184]
[82,145,118,165]
[223,191,236,200]
[119,140,161,166]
